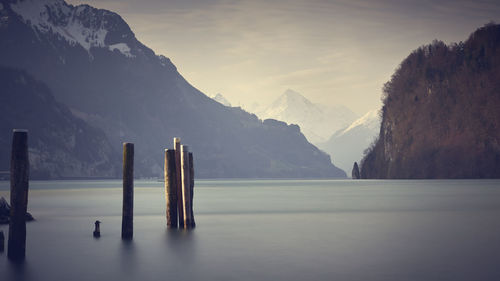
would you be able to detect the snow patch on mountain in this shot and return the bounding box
[109,43,133,58]
[11,0,104,50]
[336,109,380,138]
[10,0,132,58]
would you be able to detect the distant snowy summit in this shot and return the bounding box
[318,109,381,174]
[257,89,358,144]
[211,93,232,107]
[332,109,380,140]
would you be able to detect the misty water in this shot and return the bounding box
[1,179,500,281]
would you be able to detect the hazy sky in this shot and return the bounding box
[68,0,500,115]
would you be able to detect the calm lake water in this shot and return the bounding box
[1,179,500,281]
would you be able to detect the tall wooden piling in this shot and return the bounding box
[122,143,134,240]
[8,129,29,261]
[0,230,4,252]
[174,138,184,225]
[164,149,178,228]
[188,152,195,227]
[181,145,193,228]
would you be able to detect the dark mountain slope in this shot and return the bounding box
[0,66,119,179]
[361,23,500,179]
[0,0,345,178]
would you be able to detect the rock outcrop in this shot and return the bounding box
[351,162,360,179]
[0,196,34,224]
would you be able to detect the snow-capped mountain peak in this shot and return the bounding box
[263,89,317,121]
[337,109,380,137]
[258,89,358,144]
[271,89,315,108]
[9,0,135,57]
[317,108,381,174]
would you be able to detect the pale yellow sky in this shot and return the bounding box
[68,0,500,115]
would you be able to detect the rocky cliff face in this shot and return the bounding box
[0,66,119,179]
[0,0,345,178]
[361,23,500,179]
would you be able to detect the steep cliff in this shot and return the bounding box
[361,23,500,179]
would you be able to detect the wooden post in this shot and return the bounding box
[181,145,193,228]
[164,149,178,228]
[122,143,134,240]
[0,230,4,252]
[189,152,195,228]
[174,138,184,226]
[8,129,29,262]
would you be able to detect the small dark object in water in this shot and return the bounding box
[0,196,35,224]
[25,212,35,222]
[0,197,10,224]
[0,230,4,252]
[93,220,101,238]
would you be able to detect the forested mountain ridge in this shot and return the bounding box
[361,23,500,179]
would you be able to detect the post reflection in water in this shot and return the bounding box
[164,228,198,279]
[119,239,137,275]
[6,256,30,281]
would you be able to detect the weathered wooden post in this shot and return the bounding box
[181,145,193,228]
[8,129,29,262]
[0,230,4,252]
[188,152,195,228]
[122,143,134,240]
[164,149,178,228]
[174,138,184,225]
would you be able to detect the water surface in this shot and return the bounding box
[0,179,499,281]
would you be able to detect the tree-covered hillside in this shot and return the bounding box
[361,23,500,178]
